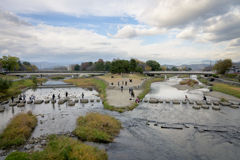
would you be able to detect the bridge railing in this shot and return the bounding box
[5,71,108,74]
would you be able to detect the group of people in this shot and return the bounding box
[52,91,84,100]
[29,95,35,101]
[129,88,135,98]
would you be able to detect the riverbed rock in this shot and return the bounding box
[17,103,25,107]
[90,99,95,102]
[149,98,158,103]
[0,106,5,112]
[51,100,56,103]
[45,100,50,103]
[9,102,17,106]
[201,105,209,109]
[172,100,180,104]
[182,101,187,104]
[75,99,79,103]
[1,101,9,105]
[34,100,44,104]
[196,101,205,105]
[27,100,33,104]
[96,99,100,102]
[144,99,148,102]
[80,99,89,103]
[231,102,240,105]
[212,106,221,110]
[219,102,231,106]
[192,105,201,109]
[213,102,219,105]
[68,101,75,106]
[230,105,239,109]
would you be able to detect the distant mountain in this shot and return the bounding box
[180,64,209,70]
[31,61,83,70]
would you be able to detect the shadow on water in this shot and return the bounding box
[0,77,240,160]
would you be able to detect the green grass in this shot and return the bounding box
[49,76,65,80]
[220,97,228,102]
[74,113,122,143]
[0,75,19,80]
[6,135,108,160]
[220,77,239,82]
[0,111,37,149]
[179,79,198,87]
[197,78,209,84]
[212,83,240,98]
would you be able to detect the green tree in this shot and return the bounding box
[110,60,129,73]
[0,55,20,71]
[135,66,143,73]
[95,61,104,71]
[0,78,13,93]
[89,62,93,66]
[146,60,161,71]
[213,59,232,74]
[23,61,31,66]
[74,64,80,71]
[105,61,111,71]
[171,67,179,71]
[129,59,137,72]
[31,75,37,85]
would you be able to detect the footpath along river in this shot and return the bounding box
[0,76,240,160]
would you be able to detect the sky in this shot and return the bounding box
[0,0,239,65]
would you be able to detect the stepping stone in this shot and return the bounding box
[206,101,212,105]
[17,103,25,107]
[165,100,170,103]
[144,99,148,103]
[34,100,44,104]
[201,105,209,109]
[9,102,17,106]
[90,99,95,102]
[14,100,20,103]
[51,100,56,103]
[68,101,75,106]
[75,99,79,103]
[27,101,33,104]
[0,106,5,112]
[1,101,9,105]
[158,100,163,103]
[20,100,26,103]
[96,99,100,102]
[219,102,231,106]
[58,99,67,104]
[192,105,201,109]
[230,105,239,109]
[196,101,205,105]
[139,99,143,102]
[182,101,187,104]
[213,102,219,105]
[45,100,50,103]
[189,101,194,104]
[80,99,89,103]
[212,106,221,110]
[149,98,158,103]
[172,100,180,104]
[231,102,239,105]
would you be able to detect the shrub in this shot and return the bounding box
[225,73,237,78]
[18,79,25,84]
[74,113,122,142]
[31,75,37,85]
[0,112,37,149]
[212,74,218,78]
[220,97,228,102]
[0,77,13,93]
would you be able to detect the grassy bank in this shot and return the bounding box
[178,74,189,78]
[6,135,107,160]
[49,76,65,80]
[212,83,240,98]
[102,73,147,79]
[0,75,18,80]
[179,79,198,87]
[74,112,122,143]
[0,111,37,149]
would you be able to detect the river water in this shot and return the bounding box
[0,77,240,160]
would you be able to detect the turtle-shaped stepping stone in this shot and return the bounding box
[192,105,201,109]
[206,101,212,105]
[165,100,170,103]
[201,105,209,109]
[158,100,163,103]
[196,101,205,105]
[75,99,79,103]
[68,101,75,106]
[96,99,100,102]
[80,99,89,103]
[182,101,187,104]
[212,106,221,110]
[189,101,194,104]
[51,100,56,103]
[45,100,50,104]
[27,100,33,104]
[90,99,95,102]
[34,100,44,104]
[9,102,17,106]
[1,101,9,105]
[230,105,239,109]
[149,98,158,103]
[213,102,219,105]
[172,100,180,104]
[144,99,148,103]
[219,102,231,106]
[20,100,26,103]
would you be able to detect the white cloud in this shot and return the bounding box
[108,25,166,38]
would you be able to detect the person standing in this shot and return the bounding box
[118,81,119,86]
[66,92,68,97]
[23,94,26,100]
[132,91,135,98]
[82,92,84,99]
[52,94,55,101]
[185,95,189,101]
[203,95,207,101]
[121,86,123,92]
[11,96,14,103]
[58,94,60,99]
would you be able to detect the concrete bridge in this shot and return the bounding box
[143,71,214,76]
[5,71,107,77]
